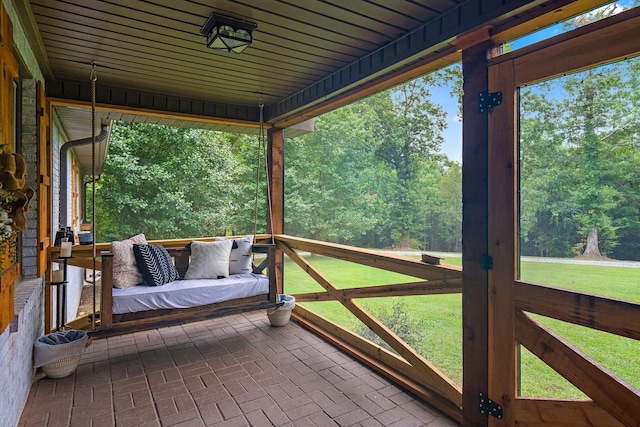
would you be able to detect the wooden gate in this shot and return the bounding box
[482,9,640,427]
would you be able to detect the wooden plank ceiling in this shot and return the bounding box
[17,0,600,137]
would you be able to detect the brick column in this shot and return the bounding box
[20,79,38,278]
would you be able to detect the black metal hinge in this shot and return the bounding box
[480,255,493,270]
[478,91,502,113]
[479,392,503,419]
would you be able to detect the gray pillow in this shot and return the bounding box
[111,233,147,289]
[184,239,233,279]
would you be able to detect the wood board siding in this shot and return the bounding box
[0,3,19,333]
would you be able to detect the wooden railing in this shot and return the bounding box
[513,280,640,426]
[274,234,464,421]
[45,234,640,425]
[275,235,640,426]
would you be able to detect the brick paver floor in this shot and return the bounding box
[19,311,459,426]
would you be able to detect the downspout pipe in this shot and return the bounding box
[59,125,110,228]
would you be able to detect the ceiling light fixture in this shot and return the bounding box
[200,13,257,54]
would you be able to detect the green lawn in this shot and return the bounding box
[282,255,640,398]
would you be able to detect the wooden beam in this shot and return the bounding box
[515,281,640,340]
[268,128,284,294]
[0,265,19,333]
[516,310,640,426]
[47,81,264,127]
[491,0,608,45]
[279,239,461,299]
[452,26,492,52]
[461,40,490,427]
[276,235,461,281]
[270,50,460,129]
[515,397,623,427]
[278,240,340,297]
[293,279,462,302]
[36,82,51,278]
[340,279,462,297]
[490,7,640,86]
[294,304,417,376]
[99,252,113,329]
[0,8,22,331]
[487,53,518,425]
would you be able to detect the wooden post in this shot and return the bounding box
[0,4,20,334]
[100,252,113,329]
[267,127,284,294]
[488,56,518,425]
[461,41,490,427]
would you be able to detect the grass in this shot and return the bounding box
[282,254,640,398]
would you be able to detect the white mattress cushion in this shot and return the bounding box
[112,273,269,314]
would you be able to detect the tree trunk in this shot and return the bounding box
[582,227,602,258]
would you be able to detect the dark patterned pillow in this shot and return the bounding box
[132,244,180,286]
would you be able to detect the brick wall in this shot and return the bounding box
[21,79,38,278]
[0,278,43,427]
[2,2,51,422]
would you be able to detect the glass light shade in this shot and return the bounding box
[201,14,256,54]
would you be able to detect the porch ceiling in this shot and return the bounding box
[16,0,602,134]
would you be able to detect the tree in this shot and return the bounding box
[98,67,466,254]
[520,55,640,259]
[96,122,243,241]
[370,66,460,247]
[284,65,462,250]
[285,100,384,244]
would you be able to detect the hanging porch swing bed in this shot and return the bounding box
[92,235,280,337]
[78,64,281,338]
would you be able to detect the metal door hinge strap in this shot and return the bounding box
[479,392,503,418]
[478,91,502,113]
[480,255,493,270]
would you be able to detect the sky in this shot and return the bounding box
[433,23,568,164]
[432,84,461,163]
[433,0,634,164]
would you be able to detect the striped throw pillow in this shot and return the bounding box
[133,244,180,286]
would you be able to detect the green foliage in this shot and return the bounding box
[285,65,463,250]
[95,65,466,252]
[96,122,258,241]
[354,299,425,354]
[284,102,381,244]
[520,56,640,259]
[93,54,640,261]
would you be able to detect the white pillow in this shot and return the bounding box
[219,235,254,275]
[184,239,233,279]
[111,233,147,289]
